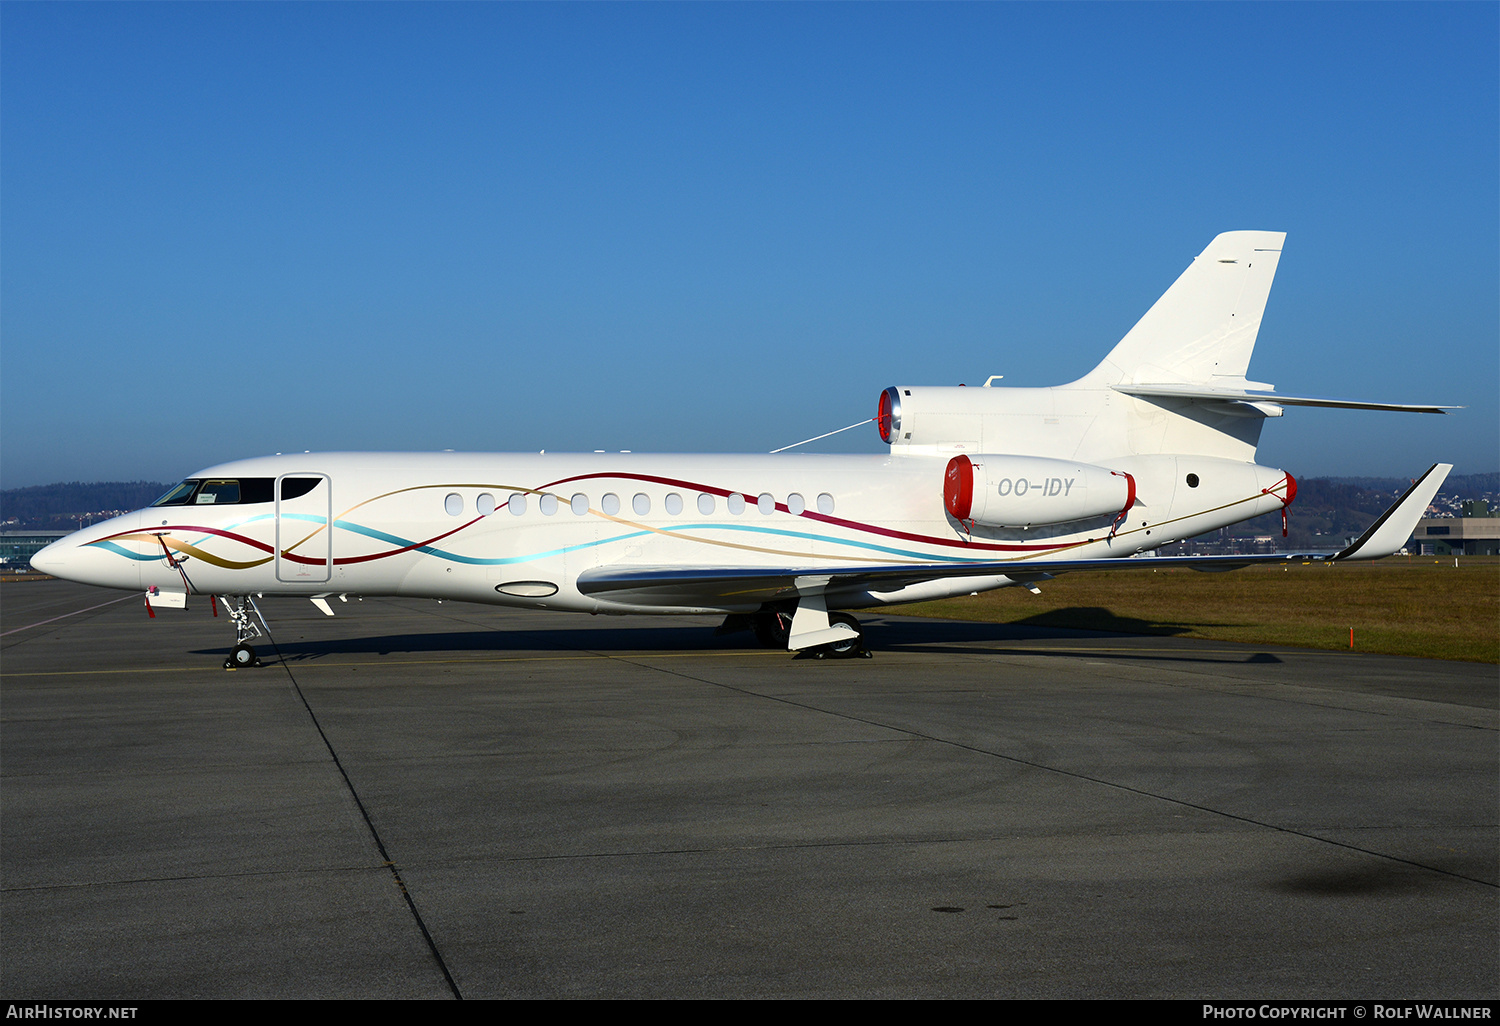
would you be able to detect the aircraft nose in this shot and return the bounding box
[27,514,147,590]
[29,539,70,576]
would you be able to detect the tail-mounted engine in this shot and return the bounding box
[876,382,1064,453]
[943,454,1135,529]
[876,387,902,444]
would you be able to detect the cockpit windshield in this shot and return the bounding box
[151,479,276,506]
[152,481,199,506]
[194,480,241,504]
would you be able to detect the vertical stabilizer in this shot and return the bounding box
[1083,231,1285,387]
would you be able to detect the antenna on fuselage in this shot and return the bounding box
[769,416,875,454]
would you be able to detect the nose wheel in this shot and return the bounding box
[226,643,262,670]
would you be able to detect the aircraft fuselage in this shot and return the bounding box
[34,449,1293,615]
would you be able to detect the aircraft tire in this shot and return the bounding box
[825,613,867,658]
[227,643,260,670]
[754,612,790,649]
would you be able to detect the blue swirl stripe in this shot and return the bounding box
[97,514,997,569]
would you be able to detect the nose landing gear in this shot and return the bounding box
[221,596,268,670]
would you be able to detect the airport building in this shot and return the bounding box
[1,530,68,569]
[1413,501,1500,556]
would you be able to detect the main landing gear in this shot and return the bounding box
[222,596,268,669]
[753,610,791,649]
[801,612,869,659]
[815,612,869,659]
[729,609,869,659]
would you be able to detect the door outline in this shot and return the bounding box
[275,473,332,583]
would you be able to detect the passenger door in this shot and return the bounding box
[275,474,332,583]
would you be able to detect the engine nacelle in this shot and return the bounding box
[943,454,1135,528]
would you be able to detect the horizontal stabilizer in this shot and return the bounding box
[1114,383,1458,414]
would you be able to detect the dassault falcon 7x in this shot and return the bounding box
[32,231,1454,666]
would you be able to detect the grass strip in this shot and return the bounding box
[888,556,1499,663]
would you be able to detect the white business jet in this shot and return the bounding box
[31,231,1454,666]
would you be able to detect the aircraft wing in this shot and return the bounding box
[577,464,1451,607]
[576,555,1249,607]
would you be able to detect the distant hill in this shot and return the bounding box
[1222,478,1410,549]
[1,482,171,531]
[1189,472,1497,551]
[1316,472,1498,499]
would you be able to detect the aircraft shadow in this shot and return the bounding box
[195,624,734,661]
[1008,606,1199,637]
[869,611,1283,665]
[191,607,1281,666]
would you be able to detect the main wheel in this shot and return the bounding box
[753,612,791,649]
[226,643,259,669]
[824,613,865,658]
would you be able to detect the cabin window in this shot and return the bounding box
[787,493,806,515]
[509,494,527,516]
[445,493,463,516]
[633,493,650,516]
[477,493,497,515]
[697,493,715,515]
[817,493,835,515]
[601,493,621,516]
[539,494,558,516]
[1186,473,1200,488]
[571,493,589,515]
[757,492,775,514]
[665,492,683,515]
[727,492,746,515]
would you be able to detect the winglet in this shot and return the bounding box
[1333,464,1452,561]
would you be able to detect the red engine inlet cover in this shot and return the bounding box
[943,455,973,521]
[877,388,895,444]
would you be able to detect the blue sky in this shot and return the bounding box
[3,2,1495,489]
